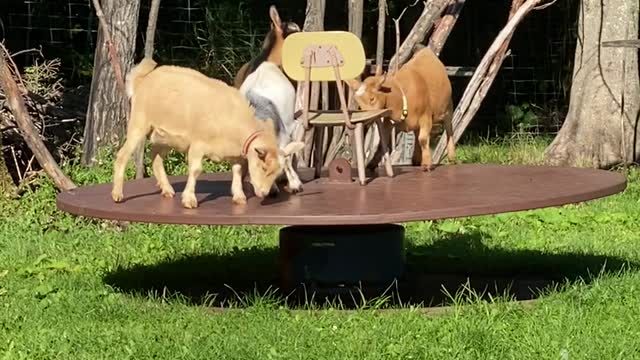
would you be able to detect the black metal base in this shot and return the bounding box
[279,224,405,295]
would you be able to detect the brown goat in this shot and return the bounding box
[347,46,455,170]
[111,57,302,208]
[233,5,300,89]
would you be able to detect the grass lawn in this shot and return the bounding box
[1,135,639,359]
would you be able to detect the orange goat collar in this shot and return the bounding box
[242,130,263,157]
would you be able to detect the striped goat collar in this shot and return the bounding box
[242,130,263,157]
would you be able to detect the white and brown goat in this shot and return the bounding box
[237,5,304,195]
[347,46,456,170]
[233,5,300,89]
[111,57,303,208]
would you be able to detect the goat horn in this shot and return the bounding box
[375,63,383,76]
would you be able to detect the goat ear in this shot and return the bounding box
[374,74,386,89]
[281,141,305,157]
[345,78,360,91]
[269,6,282,31]
[255,147,268,161]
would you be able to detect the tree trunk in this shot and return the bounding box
[81,0,140,166]
[320,0,365,167]
[348,0,364,38]
[360,0,380,164]
[544,0,639,168]
[375,0,387,73]
[294,0,326,167]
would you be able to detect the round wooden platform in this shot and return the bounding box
[56,164,627,226]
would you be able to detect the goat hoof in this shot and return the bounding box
[287,185,302,194]
[287,178,303,194]
[288,186,302,194]
[111,191,124,203]
[181,194,198,209]
[160,186,175,198]
[232,195,247,205]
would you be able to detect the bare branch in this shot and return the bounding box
[10,47,44,59]
[391,0,422,73]
[388,0,450,71]
[397,0,421,22]
[534,0,557,10]
[144,0,161,58]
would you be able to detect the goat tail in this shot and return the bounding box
[125,57,158,98]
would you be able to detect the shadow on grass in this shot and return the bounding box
[103,231,640,309]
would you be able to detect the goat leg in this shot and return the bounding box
[282,154,303,193]
[443,104,456,163]
[111,126,149,203]
[366,118,394,177]
[376,117,394,177]
[231,161,247,205]
[150,143,175,198]
[418,118,434,171]
[181,146,204,209]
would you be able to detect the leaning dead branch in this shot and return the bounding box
[432,0,545,163]
[0,44,76,191]
[1,54,86,185]
[428,0,465,56]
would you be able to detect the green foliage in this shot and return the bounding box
[155,1,264,82]
[1,138,639,358]
[22,58,63,98]
[68,49,94,84]
[506,102,539,132]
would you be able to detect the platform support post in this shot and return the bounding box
[279,224,405,295]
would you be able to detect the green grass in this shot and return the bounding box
[1,136,640,359]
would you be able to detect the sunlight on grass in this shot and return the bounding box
[1,136,639,359]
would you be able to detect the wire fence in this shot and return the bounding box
[1,0,577,136]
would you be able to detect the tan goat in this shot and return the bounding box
[111,57,303,208]
[346,46,456,170]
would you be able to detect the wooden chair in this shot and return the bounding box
[281,31,394,185]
